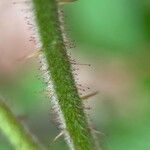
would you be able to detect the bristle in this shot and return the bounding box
[71,62,91,67]
[58,0,77,5]
[81,91,99,100]
[13,1,31,5]
[52,130,65,143]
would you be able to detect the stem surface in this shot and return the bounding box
[32,0,97,149]
[0,98,40,150]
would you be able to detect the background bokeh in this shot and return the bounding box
[1,0,150,149]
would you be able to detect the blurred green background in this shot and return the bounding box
[1,0,150,149]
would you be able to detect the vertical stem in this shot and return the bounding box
[0,98,40,150]
[32,0,97,149]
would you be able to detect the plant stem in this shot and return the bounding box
[32,0,97,149]
[0,98,40,150]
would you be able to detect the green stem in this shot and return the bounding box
[0,98,40,150]
[32,0,97,149]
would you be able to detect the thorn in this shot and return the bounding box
[52,130,66,144]
[91,128,105,136]
[58,0,77,5]
[17,48,42,62]
[25,49,42,59]
[92,129,103,135]
[81,91,99,100]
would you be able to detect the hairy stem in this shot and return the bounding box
[32,0,97,149]
[0,98,40,150]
